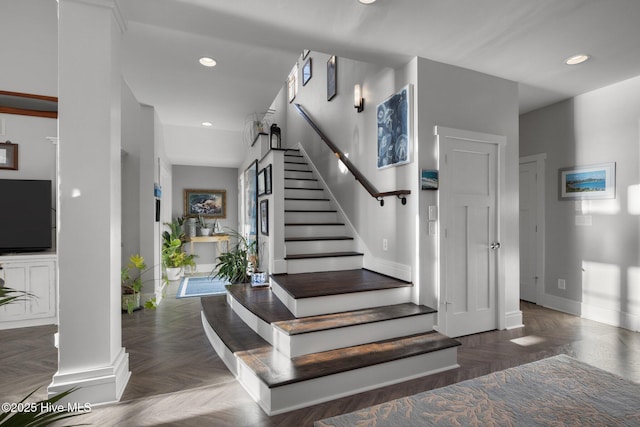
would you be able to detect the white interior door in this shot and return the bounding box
[519,161,537,302]
[519,154,546,304]
[438,127,504,338]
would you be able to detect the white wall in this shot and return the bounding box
[520,75,640,331]
[172,165,238,269]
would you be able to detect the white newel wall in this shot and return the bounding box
[50,0,130,404]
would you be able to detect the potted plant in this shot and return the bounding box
[213,228,262,284]
[197,215,212,236]
[162,217,196,280]
[121,254,150,314]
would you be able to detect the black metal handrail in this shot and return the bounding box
[294,103,410,206]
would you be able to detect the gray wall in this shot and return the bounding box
[172,165,238,269]
[520,74,640,331]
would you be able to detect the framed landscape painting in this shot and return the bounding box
[184,189,226,218]
[558,162,616,200]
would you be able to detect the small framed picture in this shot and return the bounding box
[260,199,269,235]
[302,57,312,86]
[558,162,616,200]
[327,55,337,101]
[184,189,226,218]
[421,170,439,190]
[265,164,272,195]
[288,63,298,103]
[303,49,310,59]
[0,141,18,170]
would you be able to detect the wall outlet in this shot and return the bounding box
[558,279,566,290]
[382,238,388,251]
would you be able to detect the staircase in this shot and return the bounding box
[201,148,460,415]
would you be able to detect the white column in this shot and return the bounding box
[49,0,130,404]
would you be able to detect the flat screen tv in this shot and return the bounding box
[0,179,52,254]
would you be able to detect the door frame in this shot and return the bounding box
[519,153,546,304]
[435,126,507,335]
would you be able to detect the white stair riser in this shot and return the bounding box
[285,199,332,211]
[272,282,409,317]
[284,170,314,180]
[274,314,436,358]
[285,188,326,199]
[286,239,355,255]
[286,255,363,275]
[285,211,339,223]
[284,162,310,171]
[285,224,349,238]
[238,347,459,416]
[284,154,305,161]
[284,179,319,189]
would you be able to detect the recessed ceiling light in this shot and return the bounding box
[358,0,376,4]
[202,122,213,127]
[199,57,217,67]
[565,54,590,65]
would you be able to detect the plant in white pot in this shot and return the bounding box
[197,215,212,236]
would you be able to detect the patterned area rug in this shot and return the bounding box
[176,276,227,298]
[315,354,640,426]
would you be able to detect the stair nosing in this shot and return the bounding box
[284,251,363,260]
[285,222,345,226]
[285,209,337,213]
[285,236,354,242]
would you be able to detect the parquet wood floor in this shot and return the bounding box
[1,284,639,426]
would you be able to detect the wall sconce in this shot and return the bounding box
[270,123,281,149]
[354,84,364,113]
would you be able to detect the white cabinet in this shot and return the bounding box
[0,253,57,329]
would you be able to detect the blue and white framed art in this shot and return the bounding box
[377,85,412,169]
[421,170,438,190]
[558,162,616,200]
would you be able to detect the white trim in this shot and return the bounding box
[540,293,582,316]
[363,256,411,282]
[48,347,130,404]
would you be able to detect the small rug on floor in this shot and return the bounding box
[315,354,640,427]
[176,276,227,298]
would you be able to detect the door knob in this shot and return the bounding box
[490,242,501,250]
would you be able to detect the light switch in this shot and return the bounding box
[428,205,437,220]
[429,221,437,235]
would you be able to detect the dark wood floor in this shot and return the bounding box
[2,283,639,426]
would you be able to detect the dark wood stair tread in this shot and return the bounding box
[285,236,353,242]
[285,197,330,201]
[284,251,363,261]
[285,209,337,213]
[226,283,295,324]
[201,295,270,353]
[273,303,437,336]
[236,331,460,388]
[271,269,411,299]
[284,187,324,190]
[285,222,345,226]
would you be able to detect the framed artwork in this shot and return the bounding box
[327,55,337,101]
[558,162,616,200]
[260,199,269,235]
[184,189,226,218]
[377,84,412,169]
[0,141,18,170]
[302,57,312,86]
[303,49,310,59]
[287,63,298,103]
[244,160,258,243]
[421,170,439,190]
[257,168,266,196]
[265,164,272,195]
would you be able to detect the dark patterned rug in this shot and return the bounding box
[315,354,640,426]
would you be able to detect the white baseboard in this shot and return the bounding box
[363,256,412,282]
[505,310,524,330]
[48,347,130,405]
[540,293,582,316]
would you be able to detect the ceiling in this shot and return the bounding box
[117,0,640,166]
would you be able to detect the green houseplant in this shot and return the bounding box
[213,228,259,284]
[121,254,153,314]
[162,217,196,280]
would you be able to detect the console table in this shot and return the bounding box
[186,234,230,265]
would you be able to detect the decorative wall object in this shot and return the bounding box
[0,141,18,170]
[327,55,337,101]
[303,49,310,59]
[244,160,258,241]
[270,123,282,149]
[377,85,412,169]
[260,199,269,235]
[558,162,616,200]
[257,168,266,196]
[184,189,226,218]
[287,63,298,103]
[302,57,312,86]
[421,170,439,190]
[265,164,272,194]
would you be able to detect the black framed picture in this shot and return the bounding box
[327,55,337,101]
[257,168,266,196]
[0,141,18,170]
[302,57,312,86]
[260,199,269,235]
[265,164,272,195]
